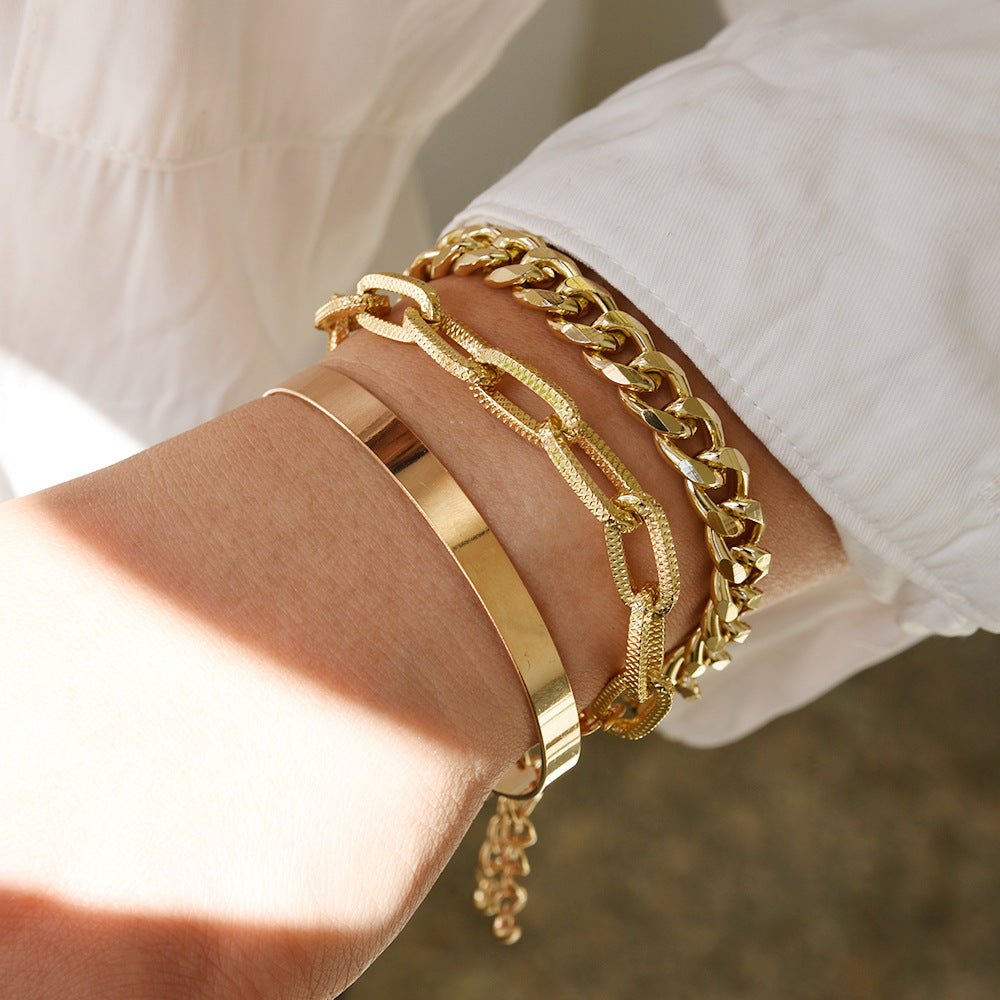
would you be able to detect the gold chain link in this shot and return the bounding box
[408,227,769,721]
[472,753,542,945]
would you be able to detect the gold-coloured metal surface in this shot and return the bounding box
[265,366,580,799]
[409,226,770,733]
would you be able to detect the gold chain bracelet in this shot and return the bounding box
[408,227,770,720]
[316,273,682,941]
[319,273,681,735]
[314,239,770,938]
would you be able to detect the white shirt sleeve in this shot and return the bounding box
[0,0,543,498]
[452,0,1000,744]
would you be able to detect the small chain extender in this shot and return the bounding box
[409,227,770,719]
[473,755,541,944]
[316,272,681,941]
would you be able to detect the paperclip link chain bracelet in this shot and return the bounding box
[318,273,682,735]
[407,227,770,726]
[316,272,681,941]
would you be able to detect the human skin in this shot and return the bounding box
[0,273,847,998]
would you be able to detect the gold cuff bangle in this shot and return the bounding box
[265,365,581,799]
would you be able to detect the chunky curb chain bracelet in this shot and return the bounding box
[408,227,770,727]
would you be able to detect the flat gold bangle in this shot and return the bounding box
[265,365,581,798]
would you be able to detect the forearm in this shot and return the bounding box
[0,389,529,996]
[0,273,845,998]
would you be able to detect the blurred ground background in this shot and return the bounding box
[354,2,1000,997]
[349,631,1000,1000]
